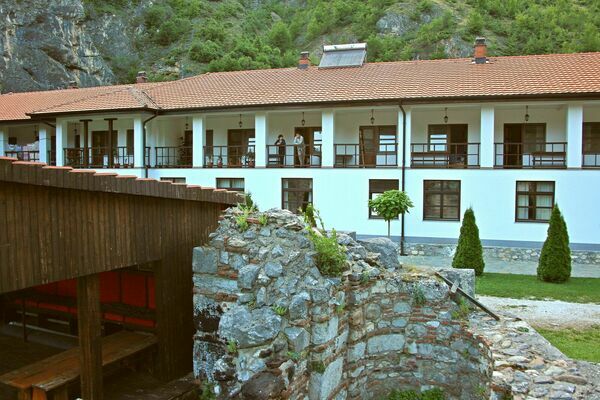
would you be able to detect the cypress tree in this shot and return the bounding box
[537,205,571,283]
[452,207,485,276]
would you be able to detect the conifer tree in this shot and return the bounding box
[537,205,571,283]
[452,207,485,276]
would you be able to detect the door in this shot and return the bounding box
[91,131,117,166]
[359,127,377,166]
[227,129,255,166]
[503,124,523,167]
[449,125,468,165]
[294,127,321,166]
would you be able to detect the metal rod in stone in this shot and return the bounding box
[435,272,500,321]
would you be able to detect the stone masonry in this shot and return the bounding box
[192,208,492,400]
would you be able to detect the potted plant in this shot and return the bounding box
[217,156,223,168]
[246,150,255,167]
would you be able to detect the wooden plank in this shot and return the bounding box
[435,272,500,320]
[77,274,103,400]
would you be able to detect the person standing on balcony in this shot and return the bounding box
[275,134,286,166]
[294,132,305,166]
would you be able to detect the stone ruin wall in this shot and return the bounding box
[192,208,493,400]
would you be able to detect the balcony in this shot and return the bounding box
[5,150,40,162]
[154,146,192,168]
[334,143,397,168]
[411,143,480,168]
[204,145,255,168]
[64,147,135,168]
[583,152,600,168]
[494,142,567,168]
[267,144,322,168]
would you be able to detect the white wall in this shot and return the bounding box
[411,107,481,143]
[494,106,567,142]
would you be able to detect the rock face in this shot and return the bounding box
[357,237,400,269]
[192,208,493,400]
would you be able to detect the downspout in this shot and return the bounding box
[143,113,159,178]
[399,103,407,256]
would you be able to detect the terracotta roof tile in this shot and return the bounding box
[2,52,599,122]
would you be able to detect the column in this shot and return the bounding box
[55,119,68,166]
[39,126,48,163]
[321,109,335,167]
[133,116,144,168]
[77,274,103,400]
[566,104,583,168]
[254,112,268,167]
[192,115,206,167]
[480,106,495,168]
[0,128,6,156]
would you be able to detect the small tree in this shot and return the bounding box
[537,205,571,283]
[368,190,414,238]
[452,208,485,276]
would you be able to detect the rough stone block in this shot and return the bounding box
[285,327,310,352]
[238,264,261,289]
[192,247,218,274]
[312,316,339,345]
[289,292,310,320]
[265,261,283,277]
[437,268,475,297]
[218,306,282,348]
[193,274,238,295]
[357,237,400,269]
[309,357,344,400]
[367,334,405,354]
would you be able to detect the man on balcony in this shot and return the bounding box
[294,132,305,167]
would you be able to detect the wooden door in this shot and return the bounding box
[227,129,255,166]
[92,131,117,166]
[295,127,319,165]
[504,124,523,167]
[449,124,468,165]
[359,127,377,166]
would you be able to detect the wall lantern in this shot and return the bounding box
[239,114,243,128]
[524,105,530,123]
[443,108,448,124]
[301,112,306,127]
[370,109,375,125]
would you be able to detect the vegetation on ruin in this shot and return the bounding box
[536,325,600,363]
[537,205,571,283]
[303,204,348,277]
[382,387,445,400]
[452,208,485,276]
[475,273,600,304]
[368,190,414,238]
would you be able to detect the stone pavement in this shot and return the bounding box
[400,255,600,278]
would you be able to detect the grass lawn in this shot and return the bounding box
[536,326,600,363]
[475,273,600,304]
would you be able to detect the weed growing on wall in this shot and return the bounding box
[383,387,445,400]
[302,204,347,277]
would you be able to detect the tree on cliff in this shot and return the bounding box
[368,190,414,238]
[452,208,485,276]
[537,205,571,283]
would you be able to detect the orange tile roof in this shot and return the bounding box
[1,52,599,122]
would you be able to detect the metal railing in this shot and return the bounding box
[47,150,56,166]
[494,142,567,168]
[63,147,135,168]
[5,150,40,162]
[154,146,192,168]
[204,145,255,168]
[411,143,480,168]
[266,144,322,167]
[583,152,600,168]
[334,143,398,167]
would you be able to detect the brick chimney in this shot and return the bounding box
[298,52,310,70]
[67,80,78,89]
[473,37,488,64]
[136,71,148,84]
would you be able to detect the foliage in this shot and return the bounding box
[368,190,414,237]
[272,305,288,316]
[226,339,237,354]
[383,388,445,400]
[198,380,216,400]
[235,213,249,232]
[536,325,600,363]
[335,301,345,314]
[309,360,326,374]
[476,273,600,304]
[302,205,347,277]
[537,205,571,283]
[258,214,268,226]
[452,208,485,276]
[287,351,301,361]
[412,287,426,306]
[240,192,258,213]
[451,297,470,320]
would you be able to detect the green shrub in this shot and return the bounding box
[537,205,571,283]
[368,190,414,238]
[383,388,445,400]
[452,208,485,276]
[189,40,222,63]
[302,204,347,277]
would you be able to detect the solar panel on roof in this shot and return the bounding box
[319,44,367,68]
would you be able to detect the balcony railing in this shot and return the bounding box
[334,143,398,167]
[154,146,192,168]
[583,151,600,168]
[5,150,40,162]
[204,145,255,168]
[48,150,56,166]
[494,142,567,168]
[64,147,135,168]
[267,144,322,168]
[411,143,480,168]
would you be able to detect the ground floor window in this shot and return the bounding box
[423,180,460,221]
[160,177,186,183]
[282,178,312,213]
[368,179,399,219]
[216,178,245,192]
[516,181,554,222]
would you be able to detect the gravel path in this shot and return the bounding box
[479,296,600,329]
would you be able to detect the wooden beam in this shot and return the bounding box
[80,119,92,168]
[77,273,103,400]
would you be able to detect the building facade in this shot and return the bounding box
[1,41,599,249]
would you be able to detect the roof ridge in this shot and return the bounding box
[128,86,162,110]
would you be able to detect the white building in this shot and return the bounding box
[1,40,599,251]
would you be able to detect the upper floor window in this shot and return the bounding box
[423,180,460,221]
[282,178,312,213]
[427,124,468,152]
[369,179,399,219]
[583,122,600,153]
[516,181,554,222]
[217,177,245,192]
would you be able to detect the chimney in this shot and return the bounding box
[67,80,78,89]
[473,37,487,64]
[136,71,148,84]
[298,52,310,70]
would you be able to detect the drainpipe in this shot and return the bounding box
[399,103,407,256]
[143,113,159,178]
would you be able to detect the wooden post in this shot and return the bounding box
[80,120,92,168]
[77,274,103,400]
[105,118,117,168]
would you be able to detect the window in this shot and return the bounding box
[160,177,186,184]
[516,181,554,222]
[427,124,469,152]
[583,122,600,153]
[369,179,399,219]
[423,180,460,221]
[282,178,312,213]
[127,129,134,155]
[428,125,447,152]
[216,178,245,192]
